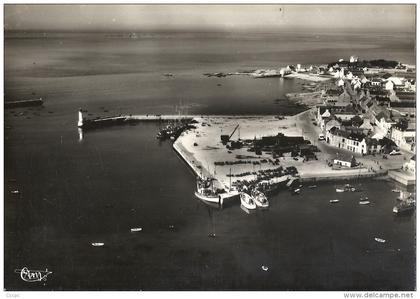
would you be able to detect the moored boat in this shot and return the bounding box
[336,184,354,193]
[251,189,269,208]
[374,238,386,243]
[91,242,104,247]
[393,200,415,214]
[194,177,221,204]
[330,199,340,203]
[240,192,257,210]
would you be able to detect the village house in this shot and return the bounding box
[326,127,382,155]
[403,155,416,174]
[333,154,357,168]
[390,124,416,153]
[326,127,367,154]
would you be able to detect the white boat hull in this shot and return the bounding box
[194,191,220,204]
[240,192,257,210]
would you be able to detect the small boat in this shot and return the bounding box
[330,199,340,203]
[261,265,269,271]
[336,184,354,193]
[251,189,269,208]
[10,190,20,194]
[393,199,415,214]
[374,238,386,243]
[391,189,401,193]
[130,227,142,232]
[91,242,104,247]
[359,200,370,205]
[240,192,257,210]
[308,185,317,189]
[292,188,301,195]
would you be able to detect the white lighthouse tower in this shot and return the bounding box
[78,109,84,127]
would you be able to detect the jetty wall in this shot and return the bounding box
[300,170,388,183]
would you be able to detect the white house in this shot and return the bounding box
[390,126,416,152]
[385,80,394,91]
[371,78,382,86]
[334,155,356,168]
[350,56,358,63]
[403,155,416,174]
[387,76,406,87]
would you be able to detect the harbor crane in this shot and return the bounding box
[221,124,239,145]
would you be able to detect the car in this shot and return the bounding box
[318,134,326,141]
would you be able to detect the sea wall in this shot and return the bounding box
[300,170,388,183]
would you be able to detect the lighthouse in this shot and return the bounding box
[78,109,84,127]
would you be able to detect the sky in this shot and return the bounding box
[4,4,416,33]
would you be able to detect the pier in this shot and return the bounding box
[5,98,43,109]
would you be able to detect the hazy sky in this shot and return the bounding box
[4,4,416,32]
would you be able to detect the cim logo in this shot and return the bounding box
[14,267,52,282]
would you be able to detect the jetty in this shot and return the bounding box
[77,109,195,130]
[5,98,43,109]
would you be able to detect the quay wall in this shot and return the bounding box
[300,170,388,183]
[173,140,202,179]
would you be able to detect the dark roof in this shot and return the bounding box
[365,138,380,146]
[329,127,366,142]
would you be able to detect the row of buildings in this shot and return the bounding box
[314,56,416,156]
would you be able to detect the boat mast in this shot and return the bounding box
[229,167,232,191]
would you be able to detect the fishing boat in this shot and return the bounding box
[359,200,370,205]
[251,189,269,208]
[130,227,143,232]
[393,197,415,214]
[240,192,257,210]
[330,199,340,203]
[194,177,221,204]
[91,242,104,247]
[374,238,386,243]
[10,190,20,194]
[336,184,355,193]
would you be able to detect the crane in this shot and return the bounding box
[220,124,239,144]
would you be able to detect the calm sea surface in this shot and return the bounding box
[4,31,415,290]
